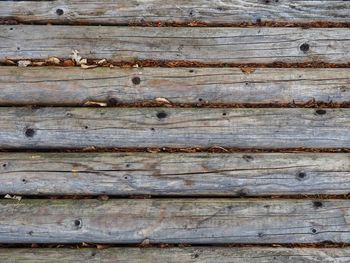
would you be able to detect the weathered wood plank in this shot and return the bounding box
[2,152,350,196]
[0,0,349,25]
[1,247,350,263]
[0,107,349,149]
[1,67,350,106]
[0,199,349,244]
[1,26,350,64]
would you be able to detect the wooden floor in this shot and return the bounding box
[1,1,350,262]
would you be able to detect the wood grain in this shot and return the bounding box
[1,67,350,106]
[0,199,349,244]
[0,0,349,25]
[0,107,350,149]
[2,152,350,196]
[1,247,350,262]
[2,26,350,64]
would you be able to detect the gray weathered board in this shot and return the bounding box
[1,67,350,106]
[1,26,350,64]
[0,0,349,25]
[1,107,350,149]
[2,152,350,196]
[1,247,350,263]
[0,199,349,244]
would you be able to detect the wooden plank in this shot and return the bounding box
[0,0,349,25]
[0,107,349,149]
[1,247,350,262]
[0,199,349,244]
[1,26,350,64]
[2,152,350,196]
[1,67,350,106]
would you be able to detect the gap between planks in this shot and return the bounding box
[1,247,350,262]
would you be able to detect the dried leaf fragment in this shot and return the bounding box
[46,57,60,65]
[147,148,161,153]
[32,61,45,66]
[140,238,151,247]
[4,194,22,201]
[240,67,256,74]
[3,59,16,65]
[155,97,171,104]
[71,50,88,65]
[83,101,107,107]
[71,50,82,64]
[79,58,88,65]
[96,244,111,250]
[81,64,98,69]
[63,60,75,67]
[82,146,96,151]
[97,59,107,65]
[210,146,229,152]
[18,60,31,67]
[188,21,206,27]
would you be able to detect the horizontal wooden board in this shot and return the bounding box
[2,152,350,196]
[1,26,350,64]
[0,199,349,244]
[1,247,350,263]
[1,67,350,106]
[0,107,350,149]
[0,0,349,25]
